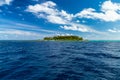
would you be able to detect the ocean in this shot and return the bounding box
[0,41,120,80]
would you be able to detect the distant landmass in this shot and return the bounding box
[43,35,84,41]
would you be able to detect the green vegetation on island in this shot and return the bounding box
[43,35,83,41]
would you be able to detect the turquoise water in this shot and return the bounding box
[0,41,120,80]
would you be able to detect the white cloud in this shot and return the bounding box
[108,28,120,33]
[46,15,67,24]
[26,1,99,33]
[27,2,56,14]
[60,23,93,32]
[0,20,59,34]
[56,33,73,36]
[0,29,42,40]
[108,29,117,33]
[0,0,13,6]
[76,20,80,23]
[0,29,40,36]
[13,22,60,33]
[27,1,73,24]
[0,20,65,40]
[76,0,120,22]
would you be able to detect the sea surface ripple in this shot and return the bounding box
[0,41,120,80]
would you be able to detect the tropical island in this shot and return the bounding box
[43,35,84,41]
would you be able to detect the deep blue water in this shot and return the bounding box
[0,41,120,80]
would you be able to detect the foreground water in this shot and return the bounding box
[0,41,120,80]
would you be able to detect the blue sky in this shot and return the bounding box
[0,0,120,40]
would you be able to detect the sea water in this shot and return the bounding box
[0,41,120,80]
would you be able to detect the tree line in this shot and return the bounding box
[44,35,83,41]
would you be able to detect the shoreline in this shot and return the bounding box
[0,40,120,42]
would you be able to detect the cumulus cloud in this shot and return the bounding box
[26,1,99,33]
[0,0,13,6]
[27,0,120,34]
[27,1,73,24]
[46,15,67,24]
[60,23,105,35]
[76,0,120,22]
[60,23,93,32]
